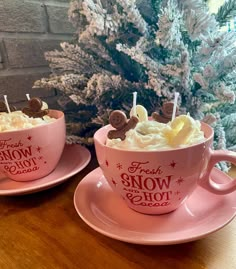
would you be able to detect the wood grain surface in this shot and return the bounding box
[0,147,235,269]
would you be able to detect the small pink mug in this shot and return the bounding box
[94,122,236,215]
[0,110,66,181]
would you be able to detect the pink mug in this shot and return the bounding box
[0,110,66,181]
[94,122,236,214]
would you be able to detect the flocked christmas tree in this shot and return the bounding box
[34,0,236,169]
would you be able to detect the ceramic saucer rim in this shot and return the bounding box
[74,167,236,245]
[0,144,91,196]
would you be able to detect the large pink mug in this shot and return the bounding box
[0,110,66,181]
[94,122,236,215]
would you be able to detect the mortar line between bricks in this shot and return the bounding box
[42,3,50,33]
[1,39,10,68]
[25,0,69,8]
[0,32,74,40]
[0,67,51,76]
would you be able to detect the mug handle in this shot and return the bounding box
[199,149,236,194]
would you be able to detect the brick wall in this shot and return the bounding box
[0,0,74,109]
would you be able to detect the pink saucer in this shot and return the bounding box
[74,167,236,245]
[0,144,91,195]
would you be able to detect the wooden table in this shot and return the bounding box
[0,147,235,269]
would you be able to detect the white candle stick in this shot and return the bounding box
[3,95,11,113]
[26,93,30,100]
[171,92,179,121]
[132,91,137,117]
